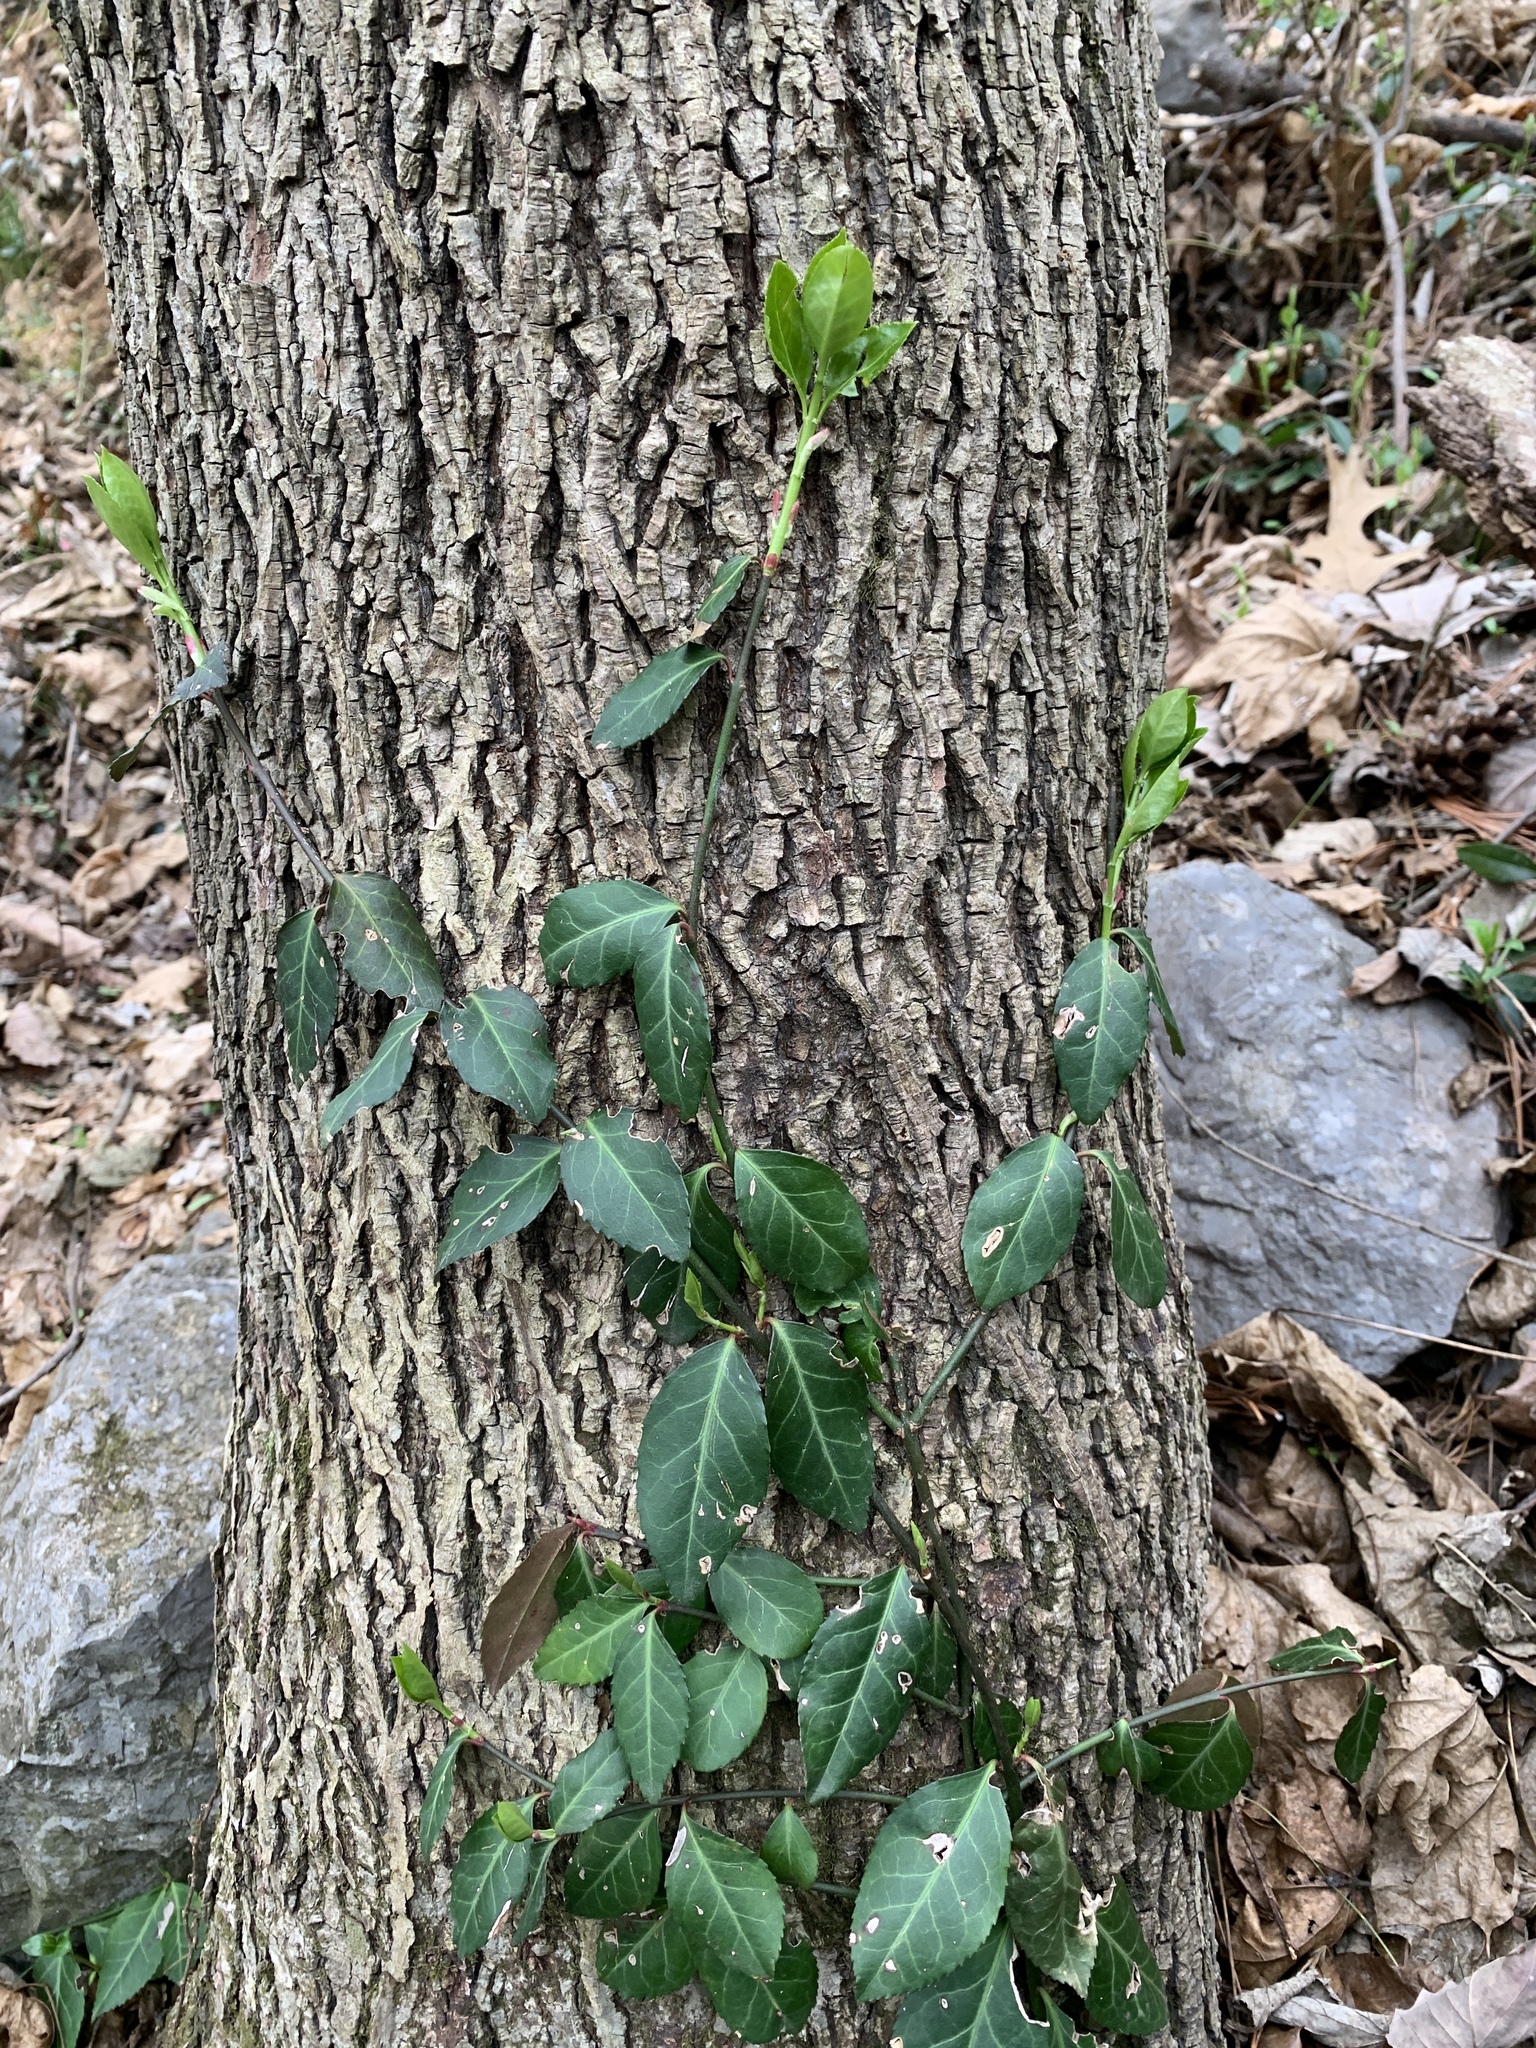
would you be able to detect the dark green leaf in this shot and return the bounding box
[624,1248,706,1344]
[799,1566,927,1801]
[859,319,915,386]
[320,1008,429,1144]
[666,1817,784,1979]
[166,640,228,706]
[700,1938,818,2041]
[533,1588,646,1684]
[539,879,679,988]
[451,1807,530,1955]
[392,1643,443,1708]
[23,1930,86,2048]
[633,925,712,1118]
[482,1524,577,1692]
[1040,1989,1095,2047]
[611,1608,690,1800]
[914,1611,958,1702]
[962,1135,1085,1309]
[1116,925,1185,1056]
[760,1803,818,1889]
[973,1698,1025,1764]
[765,1317,874,1531]
[1005,1820,1096,1997]
[764,259,814,396]
[1052,940,1150,1124]
[420,1727,470,1858]
[1269,1627,1364,1675]
[684,1643,769,1770]
[565,1809,663,1917]
[555,1543,603,1614]
[437,1139,563,1270]
[1090,1153,1168,1309]
[326,873,444,1009]
[596,1912,697,1998]
[1460,840,1536,884]
[275,907,338,1083]
[594,643,725,748]
[801,235,874,359]
[696,553,755,625]
[88,450,167,579]
[769,1650,804,1696]
[1334,1680,1386,1784]
[1146,1704,1253,1810]
[850,1768,1011,1997]
[711,1547,824,1659]
[508,1837,554,1944]
[1097,1717,1162,1789]
[440,985,556,1123]
[1084,1882,1167,2036]
[634,1566,707,1655]
[689,1164,742,1298]
[562,1111,690,1260]
[892,1918,1045,2048]
[735,1149,870,1301]
[548,1728,632,1833]
[89,1884,181,2014]
[109,727,156,779]
[636,1338,769,1607]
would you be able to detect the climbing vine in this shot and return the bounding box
[50,233,1394,2048]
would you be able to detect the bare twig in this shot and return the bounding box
[0,1322,86,1420]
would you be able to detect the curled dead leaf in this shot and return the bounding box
[1181,588,1361,754]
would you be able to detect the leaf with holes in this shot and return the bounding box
[440,985,556,1123]
[636,1338,769,1608]
[420,1727,471,1859]
[735,1149,870,1302]
[696,552,754,626]
[1116,926,1185,1057]
[801,234,873,359]
[666,1818,784,1980]
[850,1768,1010,1998]
[892,1918,1046,2048]
[1088,1153,1168,1309]
[539,879,679,987]
[684,1644,769,1771]
[561,1111,690,1260]
[450,1808,530,1955]
[798,1566,927,1802]
[275,907,338,1083]
[321,1009,429,1144]
[1269,1627,1365,1675]
[326,874,443,1009]
[611,1609,690,1800]
[764,259,813,396]
[700,1938,819,2042]
[166,639,228,706]
[22,1930,86,2048]
[1084,1882,1166,2036]
[533,1589,646,1684]
[481,1523,577,1693]
[761,1804,818,1890]
[596,1912,697,1999]
[1052,940,1149,1124]
[711,1548,824,1660]
[764,1318,873,1530]
[962,1136,1084,1309]
[594,643,725,748]
[1005,1819,1097,1998]
[436,1140,562,1269]
[624,1248,706,1344]
[565,1810,662,1918]
[633,924,712,1119]
[1335,1680,1386,1784]
[1097,1718,1163,1790]
[548,1728,632,1834]
[1146,1704,1253,1811]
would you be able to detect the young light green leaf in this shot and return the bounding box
[436,1139,563,1270]
[1097,1717,1163,1790]
[699,1938,819,2041]
[320,1008,428,1144]
[326,873,444,1009]
[89,1883,180,2015]
[561,1110,690,1261]
[633,925,712,1119]
[760,1803,818,1889]
[1146,1703,1253,1810]
[1123,687,1199,802]
[1269,1627,1364,1674]
[548,1728,632,1833]
[636,1337,769,1607]
[735,1149,870,1301]
[711,1547,824,1660]
[859,319,915,385]
[798,1565,927,1801]
[850,1768,1010,1998]
[764,259,813,396]
[1083,1881,1167,2036]
[508,1836,554,1944]
[1334,1679,1386,1784]
[1460,840,1536,885]
[23,1930,86,2048]
[532,1588,646,1684]
[1089,1153,1168,1309]
[565,1809,663,1917]
[494,1799,534,1843]
[596,1912,697,1999]
[481,1524,578,1694]
[1115,925,1185,1056]
[593,643,725,748]
[962,1135,1084,1309]
[450,1808,530,1955]
[892,1918,1046,2048]
[1005,1819,1097,1997]
[696,553,755,625]
[392,1642,443,1708]
[1052,939,1150,1124]
[1121,757,1190,843]
[611,1608,690,1800]
[440,985,556,1123]
[684,1643,769,1771]
[539,878,679,987]
[801,236,874,359]
[666,1817,784,1980]
[420,1727,471,1858]
[764,1317,874,1530]
[88,449,167,580]
[275,907,339,1084]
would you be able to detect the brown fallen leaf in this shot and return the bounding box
[1255,1435,1354,1564]
[1485,1348,1536,1438]
[1181,588,1361,753]
[1299,446,1430,594]
[1462,1239,1536,1338]
[1385,1941,1536,2048]
[1348,950,1427,1007]
[481,1524,578,1695]
[3,1002,65,1068]
[118,954,206,1012]
[0,895,102,963]
[0,1982,53,2048]
[1318,1950,1417,2017]
[1228,1762,1370,1963]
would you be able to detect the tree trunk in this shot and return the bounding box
[52,0,1219,2041]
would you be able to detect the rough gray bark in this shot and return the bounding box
[51,0,1219,2042]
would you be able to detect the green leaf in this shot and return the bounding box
[326,873,444,1009]
[624,1248,707,1343]
[801,236,874,359]
[440,985,556,1123]
[1005,1819,1097,1998]
[1121,757,1190,843]
[735,1149,870,1301]
[611,1607,690,1800]
[1270,1627,1365,1674]
[561,1110,690,1260]
[420,1727,471,1858]
[859,319,916,385]
[761,1803,818,1889]
[892,1918,1046,2048]
[596,1912,697,1998]
[1115,925,1185,1057]
[109,727,156,779]
[1052,940,1150,1124]
[764,259,813,396]
[1090,1153,1168,1309]
[684,1643,770,1770]
[275,908,339,1084]
[533,1588,646,1684]
[509,1837,554,1944]
[798,1565,927,1801]
[711,1547,825,1659]
[23,1930,86,2048]
[89,1883,181,2014]
[666,1817,784,1980]
[1097,1717,1163,1789]
[436,1139,563,1270]
[88,449,167,579]
[494,1799,535,1843]
[1123,688,1199,802]
[320,1008,429,1144]
[633,924,712,1118]
[973,1698,1025,1764]
[548,1728,632,1833]
[1460,840,1536,884]
[633,1566,707,1655]
[392,1643,443,1708]
[1146,1703,1253,1810]
[850,1768,1010,1998]
[451,1807,530,1955]
[962,1135,1085,1309]
[689,1163,742,1298]
[700,1938,819,2041]
[1334,1680,1386,1784]
[697,553,755,625]
[1084,1882,1167,2036]
[565,1809,663,1917]
[764,1318,874,1531]
[1039,1989,1095,2047]
[594,643,725,747]
[914,1611,958,1702]
[636,1338,769,1607]
[555,1543,603,1613]
[165,639,228,707]
[539,879,679,987]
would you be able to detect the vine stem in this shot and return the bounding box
[447,1719,556,1794]
[211,698,334,887]
[611,1786,902,1816]
[685,1251,769,1357]
[906,1310,993,1429]
[687,565,774,934]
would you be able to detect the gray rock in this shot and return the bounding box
[0,1252,235,1950]
[1153,0,1230,113]
[1147,862,1504,1376]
